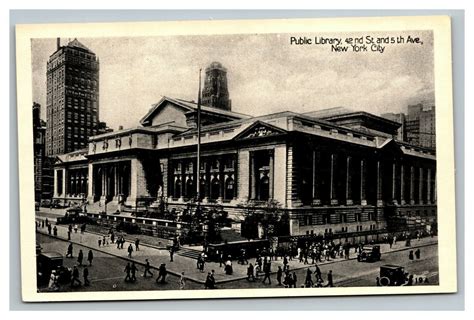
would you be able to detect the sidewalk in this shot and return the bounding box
[35,216,438,285]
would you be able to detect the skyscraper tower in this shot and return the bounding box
[45,38,100,156]
[201,61,231,111]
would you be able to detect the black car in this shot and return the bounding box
[357,245,381,262]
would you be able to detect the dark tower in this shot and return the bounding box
[46,38,100,156]
[201,62,231,111]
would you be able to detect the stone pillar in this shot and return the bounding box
[237,150,250,202]
[376,160,383,206]
[273,145,287,205]
[113,164,119,201]
[426,168,431,204]
[87,163,94,202]
[100,166,107,203]
[330,153,338,205]
[360,159,367,205]
[127,159,148,206]
[418,167,424,204]
[410,166,415,205]
[53,169,58,198]
[400,164,406,205]
[250,152,257,200]
[160,159,169,199]
[434,172,437,203]
[346,156,353,205]
[61,168,66,198]
[269,150,274,200]
[392,162,398,204]
[312,150,321,205]
[218,158,224,203]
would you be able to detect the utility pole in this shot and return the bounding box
[196,68,202,205]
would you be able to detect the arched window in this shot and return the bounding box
[174,178,182,198]
[224,177,235,200]
[211,177,220,200]
[186,178,195,199]
[259,176,269,201]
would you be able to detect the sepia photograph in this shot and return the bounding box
[15,16,456,301]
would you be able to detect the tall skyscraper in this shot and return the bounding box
[45,38,100,156]
[33,102,53,202]
[201,61,231,111]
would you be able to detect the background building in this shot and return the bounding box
[201,61,231,111]
[33,103,53,203]
[45,38,100,156]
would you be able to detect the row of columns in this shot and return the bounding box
[312,150,436,206]
[66,169,88,197]
[95,163,130,203]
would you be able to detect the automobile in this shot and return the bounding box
[379,264,407,286]
[357,245,381,262]
[56,207,95,225]
[36,252,71,286]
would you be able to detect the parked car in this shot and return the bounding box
[379,265,407,286]
[56,207,96,225]
[357,245,381,262]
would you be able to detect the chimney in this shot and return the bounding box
[57,37,60,50]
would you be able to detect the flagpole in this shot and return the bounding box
[196,68,202,204]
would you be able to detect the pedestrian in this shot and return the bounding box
[124,262,131,282]
[103,235,107,246]
[74,224,78,233]
[135,238,140,251]
[210,270,216,289]
[53,225,58,237]
[276,266,283,286]
[247,263,255,282]
[83,267,90,286]
[87,249,93,266]
[116,237,121,249]
[415,248,421,259]
[80,223,86,234]
[66,243,73,258]
[70,265,82,287]
[120,237,125,249]
[156,264,167,284]
[110,231,115,244]
[48,270,59,291]
[68,224,73,234]
[205,272,213,289]
[169,247,174,262]
[128,244,133,258]
[77,249,84,266]
[325,270,334,287]
[143,259,153,277]
[67,230,71,240]
[305,268,314,287]
[292,272,298,288]
[409,250,414,260]
[179,272,186,290]
[130,262,138,282]
[262,262,271,284]
[98,237,102,247]
[41,220,45,228]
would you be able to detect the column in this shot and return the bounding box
[218,158,224,203]
[427,168,432,204]
[312,150,321,205]
[376,160,383,206]
[330,153,338,205]
[61,168,66,197]
[179,162,185,201]
[360,159,367,205]
[269,150,274,200]
[433,171,437,203]
[345,156,353,205]
[100,166,107,202]
[392,161,397,204]
[53,169,58,198]
[418,167,424,204]
[400,164,406,205]
[410,166,415,205]
[250,152,257,200]
[113,164,119,201]
[87,163,94,202]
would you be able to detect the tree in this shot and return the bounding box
[238,199,289,239]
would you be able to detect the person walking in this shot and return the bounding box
[74,224,78,233]
[262,262,271,284]
[80,223,86,234]
[41,220,45,228]
[110,232,115,244]
[179,272,186,290]
[135,238,140,251]
[305,268,314,287]
[77,249,84,266]
[67,230,71,240]
[53,225,58,237]
[415,248,421,259]
[205,272,213,289]
[292,272,298,288]
[70,266,82,287]
[276,266,283,286]
[98,237,102,247]
[143,259,154,277]
[68,224,73,234]
[130,262,138,282]
[124,262,132,282]
[247,263,255,282]
[156,264,167,284]
[409,250,414,260]
[87,250,93,266]
[325,270,334,287]
[314,264,323,282]
[169,247,174,262]
[66,243,73,258]
[128,244,134,258]
[120,237,125,249]
[83,267,90,286]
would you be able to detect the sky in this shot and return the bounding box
[31,31,434,130]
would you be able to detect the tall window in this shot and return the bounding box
[224,177,234,200]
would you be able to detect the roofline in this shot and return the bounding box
[319,111,402,128]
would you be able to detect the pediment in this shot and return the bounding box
[234,121,287,140]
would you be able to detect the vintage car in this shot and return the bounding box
[357,245,381,262]
[56,207,96,225]
[379,264,407,286]
[36,252,71,286]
